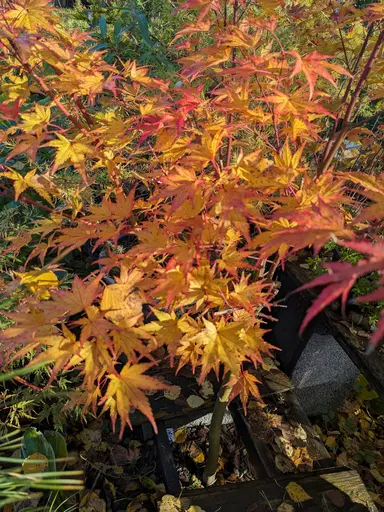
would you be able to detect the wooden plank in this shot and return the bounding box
[230,388,332,480]
[179,468,378,512]
[131,365,292,428]
[285,263,384,396]
[228,400,270,479]
[154,420,181,496]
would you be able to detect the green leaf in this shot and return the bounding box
[43,431,68,459]
[136,13,153,48]
[370,397,384,415]
[113,19,122,46]
[91,42,110,52]
[99,16,107,39]
[22,428,56,472]
[359,387,379,401]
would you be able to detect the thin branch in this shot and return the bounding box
[338,28,351,73]
[0,187,70,218]
[317,29,384,175]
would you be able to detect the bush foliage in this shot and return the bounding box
[0,0,383,437]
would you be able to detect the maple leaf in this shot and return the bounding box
[144,310,184,365]
[338,171,384,223]
[190,318,245,382]
[288,51,351,99]
[50,275,102,316]
[228,274,272,314]
[72,305,113,342]
[99,362,170,437]
[111,325,153,363]
[86,189,135,223]
[15,269,58,299]
[56,222,121,250]
[181,265,228,310]
[0,305,60,354]
[20,105,51,133]
[46,133,91,170]
[262,90,332,118]
[27,325,79,381]
[259,201,352,259]
[5,0,57,30]
[228,370,262,414]
[297,240,384,350]
[5,231,32,256]
[273,139,305,184]
[241,325,276,366]
[2,168,50,202]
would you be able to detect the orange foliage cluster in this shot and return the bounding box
[0,0,383,435]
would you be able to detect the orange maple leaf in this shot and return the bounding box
[288,51,351,99]
[99,362,170,437]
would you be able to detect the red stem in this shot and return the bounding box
[317,29,384,176]
[224,0,239,168]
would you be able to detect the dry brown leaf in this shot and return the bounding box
[158,494,181,512]
[200,380,214,398]
[285,482,312,503]
[186,395,205,408]
[174,428,187,444]
[79,491,106,512]
[164,386,181,400]
[275,454,295,473]
[370,468,384,484]
[23,452,48,474]
[277,504,295,512]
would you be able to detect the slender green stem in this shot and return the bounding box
[203,371,232,486]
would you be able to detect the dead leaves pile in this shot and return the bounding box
[247,399,320,474]
[172,423,254,488]
[69,418,166,512]
[314,374,384,508]
[158,495,206,512]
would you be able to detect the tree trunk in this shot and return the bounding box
[203,371,232,486]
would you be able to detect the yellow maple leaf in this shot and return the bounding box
[20,105,51,133]
[100,362,170,437]
[191,318,245,381]
[47,133,90,169]
[2,73,30,102]
[5,0,57,30]
[3,168,56,203]
[16,269,58,299]
[285,482,312,503]
[2,168,36,200]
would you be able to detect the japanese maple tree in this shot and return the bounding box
[0,0,383,485]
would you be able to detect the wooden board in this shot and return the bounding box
[285,263,384,396]
[229,389,332,480]
[179,468,378,512]
[131,365,293,429]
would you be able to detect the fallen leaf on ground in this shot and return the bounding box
[277,504,295,512]
[275,454,295,473]
[158,494,181,512]
[175,428,187,443]
[164,386,181,400]
[326,489,346,508]
[23,453,48,474]
[325,436,337,450]
[336,451,348,467]
[370,468,384,484]
[79,491,106,512]
[186,395,205,408]
[285,482,312,503]
[110,445,131,465]
[200,380,214,398]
